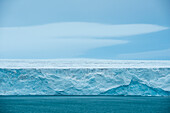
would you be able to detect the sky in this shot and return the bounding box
[0,0,170,60]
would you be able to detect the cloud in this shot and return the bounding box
[116,49,170,60]
[0,38,128,58]
[0,22,168,39]
[0,22,168,58]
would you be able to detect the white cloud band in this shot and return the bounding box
[116,49,170,60]
[0,22,168,39]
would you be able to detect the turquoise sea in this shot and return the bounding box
[0,96,169,113]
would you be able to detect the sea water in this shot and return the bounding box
[0,96,169,113]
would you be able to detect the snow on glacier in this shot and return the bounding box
[0,59,170,96]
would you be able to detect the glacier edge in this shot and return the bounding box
[0,68,170,96]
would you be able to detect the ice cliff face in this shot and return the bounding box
[0,68,170,96]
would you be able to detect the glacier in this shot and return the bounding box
[0,59,170,96]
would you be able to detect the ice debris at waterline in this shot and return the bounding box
[0,59,170,96]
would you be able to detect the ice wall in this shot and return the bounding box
[0,68,170,96]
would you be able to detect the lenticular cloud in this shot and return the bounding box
[0,22,168,39]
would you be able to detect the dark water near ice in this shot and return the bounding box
[0,96,169,113]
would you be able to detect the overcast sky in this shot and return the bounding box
[0,0,170,60]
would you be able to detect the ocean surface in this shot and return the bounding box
[0,96,169,113]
